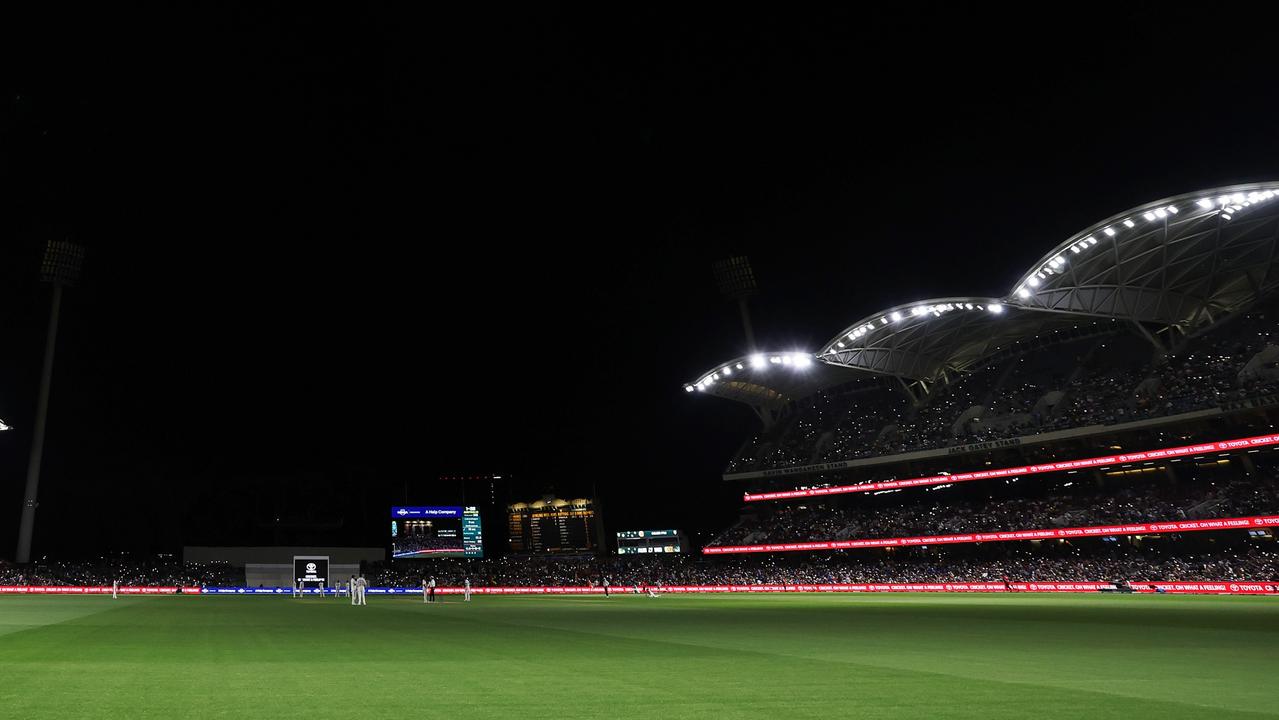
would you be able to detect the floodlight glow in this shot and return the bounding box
[1123,219,1135,228]
[988,303,1003,314]
[1143,212,1156,221]
[1103,227,1115,236]
[735,363,743,370]
[780,355,791,365]
[684,386,694,392]
[1222,213,1233,220]
[1154,208,1167,219]
[750,354,765,368]
[1069,245,1080,254]
[1028,276,1040,287]
[722,367,732,376]
[769,356,782,364]
[879,317,888,325]
[1166,205,1178,214]
[695,383,705,391]
[890,311,902,322]
[1048,258,1061,268]
[794,354,812,368]
[1086,236,1097,245]
[1197,198,1214,209]
[1232,193,1245,204]
[1016,287,1030,298]
[836,341,845,348]
[0,419,10,432]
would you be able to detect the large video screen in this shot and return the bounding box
[391,506,483,558]
[507,497,594,554]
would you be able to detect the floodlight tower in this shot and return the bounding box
[15,239,85,564]
[712,256,759,351]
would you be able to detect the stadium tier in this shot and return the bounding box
[687,184,1279,582]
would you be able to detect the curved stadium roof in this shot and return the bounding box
[687,183,1279,407]
[1008,182,1279,329]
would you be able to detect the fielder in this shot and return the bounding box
[112,579,119,600]
[356,575,368,606]
[463,577,471,602]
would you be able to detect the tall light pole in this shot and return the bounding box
[16,239,84,564]
[712,255,759,351]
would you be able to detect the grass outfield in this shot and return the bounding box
[0,594,1276,719]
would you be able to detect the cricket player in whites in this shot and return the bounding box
[348,575,356,604]
[112,579,119,600]
[463,577,471,602]
[356,575,368,606]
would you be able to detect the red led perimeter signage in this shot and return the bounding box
[702,514,1279,555]
[744,432,1279,502]
[2,583,1273,595]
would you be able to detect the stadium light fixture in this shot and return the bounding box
[1103,227,1116,236]
[1123,219,1135,228]
[0,419,11,432]
[794,354,812,368]
[1197,198,1214,209]
[1016,287,1030,298]
[890,311,902,322]
[722,367,732,376]
[1143,212,1156,221]
[735,363,743,370]
[750,354,765,368]
[1154,208,1167,219]
[1167,205,1178,214]
[684,386,694,392]
[1028,276,1040,287]
[988,303,1003,314]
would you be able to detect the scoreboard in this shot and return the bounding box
[391,506,484,558]
[508,497,594,553]
[617,529,684,555]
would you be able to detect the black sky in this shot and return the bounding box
[2,6,1277,557]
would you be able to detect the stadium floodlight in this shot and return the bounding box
[1198,198,1215,209]
[1123,219,1135,228]
[1222,213,1233,220]
[1154,208,1167,219]
[749,354,765,368]
[1028,276,1040,287]
[17,239,85,564]
[0,419,11,432]
[793,354,812,368]
[684,385,694,392]
[988,303,1004,314]
[1143,212,1157,221]
[1167,205,1178,214]
[890,311,902,322]
[1103,227,1116,236]
[735,363,743,370]
[1016,287,1030,298]
[722,367,732,376]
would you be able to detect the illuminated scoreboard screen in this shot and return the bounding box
[507,497,594,553]
[617,529,683,555]
[391,506,483,558]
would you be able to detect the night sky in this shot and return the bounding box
[2,6,1277,558]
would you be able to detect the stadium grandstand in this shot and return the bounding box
[688,183,1279,579]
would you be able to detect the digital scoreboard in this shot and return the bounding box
[617,529,684,554]
[507,497,594,554]
[391,506,483,558]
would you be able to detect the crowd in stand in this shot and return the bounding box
[711,475,1279,547]
[2,547,1275,588]
[728,309,1279,473]
[364,548,1278,586]
[0,558,239,587]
